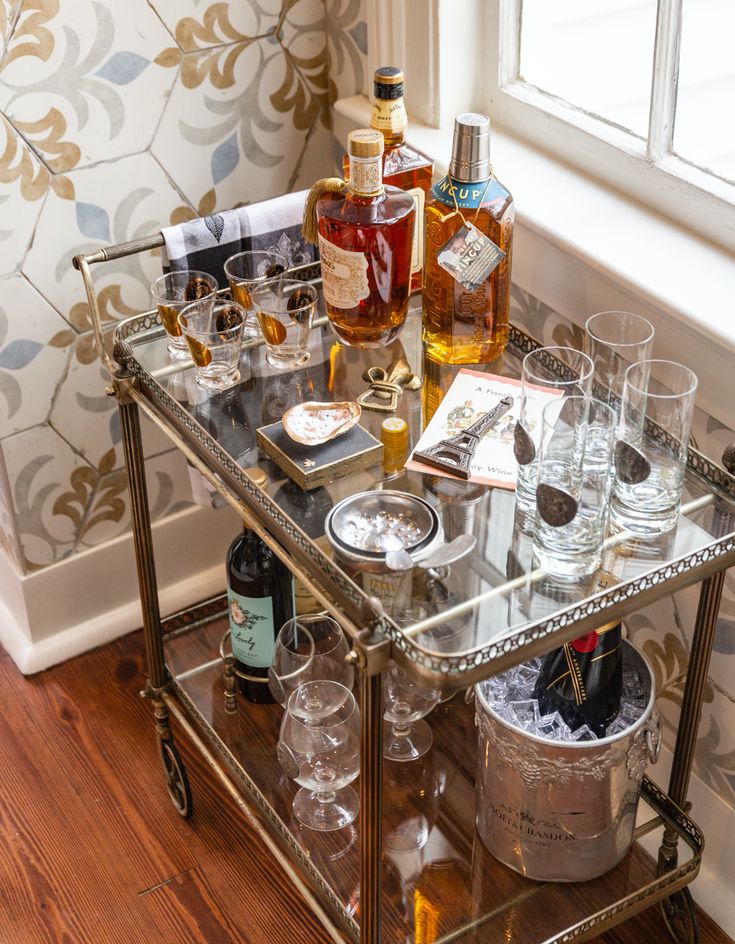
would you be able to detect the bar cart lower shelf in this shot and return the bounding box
[157,601,704,944]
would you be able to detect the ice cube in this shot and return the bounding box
[507,699,541,729]
[623,668,646,700]
[569,724,598,741]
[536,712,565,739]
[606,716,629,736]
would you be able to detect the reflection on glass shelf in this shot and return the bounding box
[164,616,700,944]
[120,304,735,672]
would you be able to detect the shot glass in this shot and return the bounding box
[584,311,655,414]
[151,271,218,360]
[223,250,288,341]
[533,396,616,579]
[514,347,594,510]
[178,299,245,392]
[250,278,317,370]
[610,360,698,535]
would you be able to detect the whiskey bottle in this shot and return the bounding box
[306,129,415,348]
[343,66,433,293]
[533,621,623,737]
[226,470,294,703]
[423,113,514,365]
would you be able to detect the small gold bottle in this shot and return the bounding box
[423,114,514,365]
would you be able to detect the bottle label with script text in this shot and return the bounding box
[430,175,497,209]
[371,97,408,135]
[228,590,275,668]
[318,234,370,309]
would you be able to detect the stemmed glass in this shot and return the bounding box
[278,681,360,831]
[383,661,440,762]
[268,614,354,710]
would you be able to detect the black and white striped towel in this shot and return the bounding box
[160,190,318,287]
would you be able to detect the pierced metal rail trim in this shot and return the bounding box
[167,682,359,942]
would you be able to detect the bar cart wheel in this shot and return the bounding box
[159,738,193,819]
[660,888,700,944]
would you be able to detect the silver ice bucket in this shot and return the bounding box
[474,640,660,881]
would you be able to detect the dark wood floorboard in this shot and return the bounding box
[0,629,730,944]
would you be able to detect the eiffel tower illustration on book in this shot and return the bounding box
[413,395,514,479]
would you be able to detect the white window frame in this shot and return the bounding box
[367,0,735,252]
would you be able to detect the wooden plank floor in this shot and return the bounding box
[0,630,731,944]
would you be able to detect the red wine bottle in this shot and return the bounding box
[533,621,623,737]
[226,518,294,704]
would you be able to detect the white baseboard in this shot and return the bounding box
[0,503,239,674]
[639,744,735,938]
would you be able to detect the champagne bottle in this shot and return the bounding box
[226,469,294,703]
[533,621,623,737]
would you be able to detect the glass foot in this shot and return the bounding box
[383,718,433,762]
[292,785,359,832]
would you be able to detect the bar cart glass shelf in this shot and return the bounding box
[74,241,735,944]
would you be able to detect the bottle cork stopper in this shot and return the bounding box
[381,417,408,473]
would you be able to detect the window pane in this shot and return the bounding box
[674,0,735,184]
[519,0,658,139]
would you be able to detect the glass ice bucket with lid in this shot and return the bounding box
[474,639,660,882]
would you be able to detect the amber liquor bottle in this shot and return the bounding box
[343,67,433,293]
[226,482,294,703]
[533,622,623,737]
[315,129,415,348]
[423,113,514,365]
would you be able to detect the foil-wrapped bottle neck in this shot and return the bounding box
[449,112,492,183]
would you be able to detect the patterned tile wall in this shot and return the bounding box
[0,0,366,573]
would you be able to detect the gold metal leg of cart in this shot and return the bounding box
[359,669,383,944]
[117,383,193,816]
[657,570,726,944]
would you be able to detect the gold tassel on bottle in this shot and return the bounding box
[302,177,347,244]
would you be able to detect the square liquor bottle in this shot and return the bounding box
[343,67,433,294]
[315,129,415,348]
[423,114,514,365]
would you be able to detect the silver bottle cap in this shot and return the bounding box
[449,112,491,182]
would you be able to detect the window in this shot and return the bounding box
[487,0,735,250]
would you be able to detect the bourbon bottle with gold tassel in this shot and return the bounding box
[303,129,415,348]
[423,113,514,365]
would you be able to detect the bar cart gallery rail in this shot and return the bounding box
[74,235,735,944]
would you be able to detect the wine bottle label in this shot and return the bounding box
[227,589,276,668]
[407,186,425,274]
[436,221,505,291]
[371,97,408,134]
[430,174,497,209]
[317,234,370,309]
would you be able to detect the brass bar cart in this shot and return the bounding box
[74,237,735,944]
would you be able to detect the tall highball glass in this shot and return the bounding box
[584,311,655,413]
[610,360,698,535]
[514,346,594,511]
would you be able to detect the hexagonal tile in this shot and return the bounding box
[0,0,180,171]
[79,448,193,548]
[49,331,173,472]
[0,114,49,276]
[150,0,280,53]
[1,424,95,568]
[22,152,188,328]
[151,33,331,213]
[0,274,72,436]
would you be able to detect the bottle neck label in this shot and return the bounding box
[430,174,494,209]
[371,97,407,135]
[318,233,371,310]
[349,155,383,197]
[228,589,275,668]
